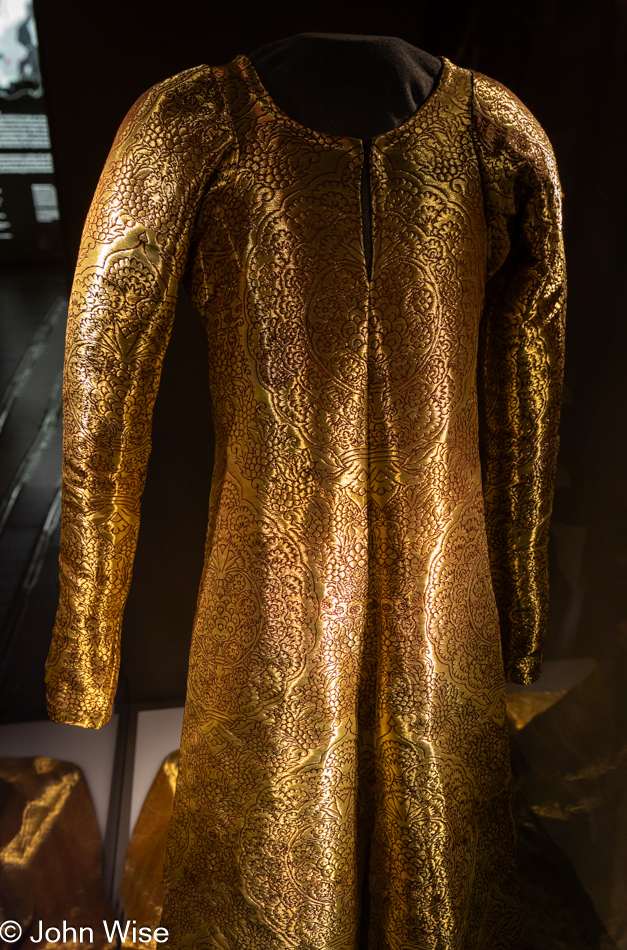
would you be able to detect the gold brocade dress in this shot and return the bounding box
[45,53,566,950]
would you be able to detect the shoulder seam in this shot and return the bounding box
[207,63,241,177]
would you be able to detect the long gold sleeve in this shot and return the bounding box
[472,72,566,684]
[45,67,233,728]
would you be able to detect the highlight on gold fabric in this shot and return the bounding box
[119,752,179,947]
[0,757,114,948]
[44,50,566,948]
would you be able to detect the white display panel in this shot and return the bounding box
[129,707,184,836]
[0,0,42,100]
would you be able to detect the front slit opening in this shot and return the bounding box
[360,139,373,281]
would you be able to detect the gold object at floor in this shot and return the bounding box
[45,53,566,947]
[119,752,179,947]
[0,757,114,948]
[505,690,567,732]
[514,650,627,948]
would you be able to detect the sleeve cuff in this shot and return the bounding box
[46,695,114,730]
[504,654,543,685]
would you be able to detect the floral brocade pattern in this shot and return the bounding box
[45,55,566,949]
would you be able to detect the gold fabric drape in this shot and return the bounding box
[45,54,566,948]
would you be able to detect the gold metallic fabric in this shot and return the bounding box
[45,54,566,948]
[0,757,113,947]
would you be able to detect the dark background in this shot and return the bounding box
[4,0,625,719]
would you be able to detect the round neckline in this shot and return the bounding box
[237,53,450,148]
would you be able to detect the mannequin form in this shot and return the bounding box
[248,33,442,140]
